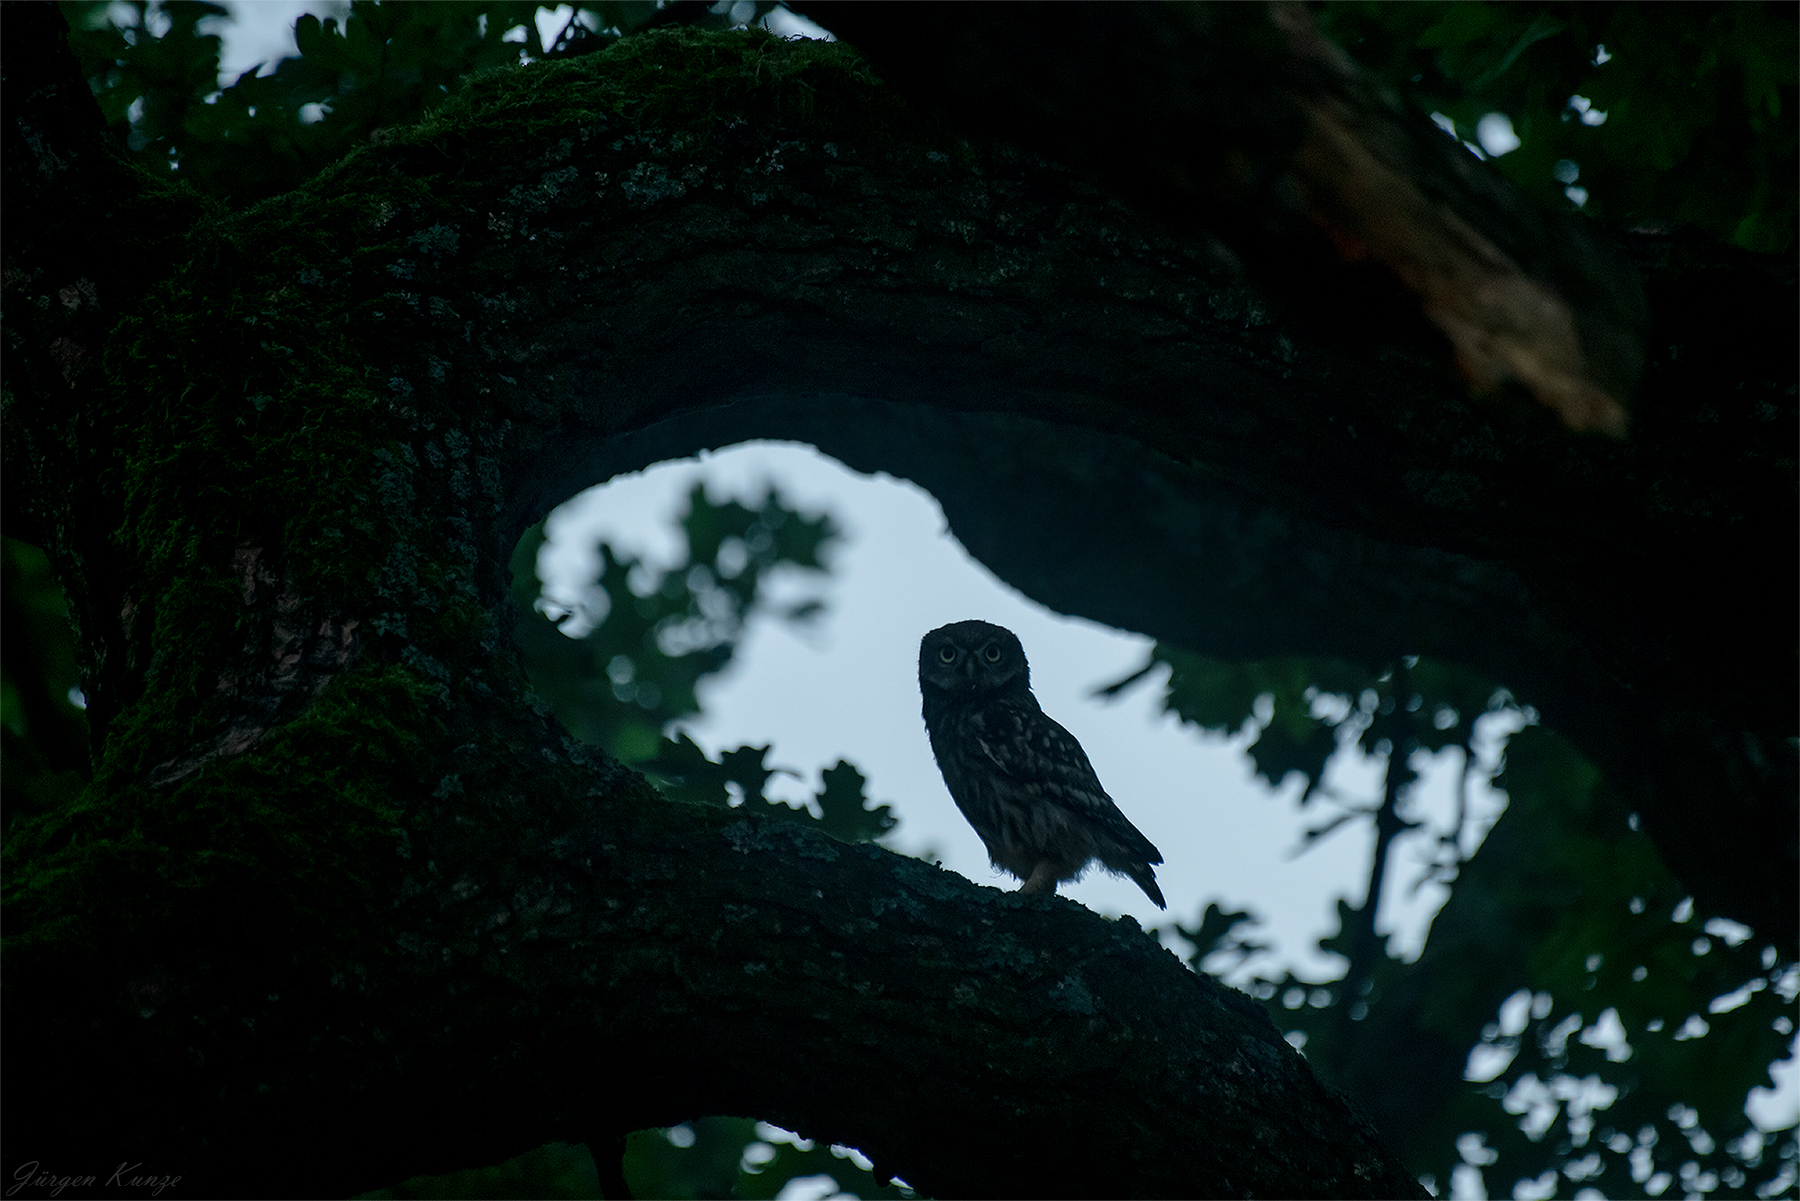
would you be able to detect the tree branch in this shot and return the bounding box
[802,0,1649,434]
[431,796,1421,1199]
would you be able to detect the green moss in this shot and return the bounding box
[11,30,919,973]
[5,664,439,970]
[81,30,907,764]
[411,27,895,151]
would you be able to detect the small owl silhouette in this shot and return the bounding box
[919,620,1166,908]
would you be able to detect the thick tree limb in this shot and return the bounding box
[803,1,1648,435]
[10,731,1419,1197]
[792,0,1794,949]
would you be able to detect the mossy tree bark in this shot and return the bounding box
[796,1,1796,957]
[2,6,1790,1198]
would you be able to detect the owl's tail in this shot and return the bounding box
[1104,819,1165,909]
[1127,862,1166,910]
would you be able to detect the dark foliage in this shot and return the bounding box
[510,481,896,844]
[1104,647,1796,1197]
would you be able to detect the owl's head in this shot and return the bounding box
[919,620,1030,696]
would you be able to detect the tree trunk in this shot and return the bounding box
[2,5,1790,1195]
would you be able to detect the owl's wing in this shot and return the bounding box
[967,696,1164,865]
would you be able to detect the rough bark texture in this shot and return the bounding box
[804,1,1650,434]
[793,1,1798,955]
[2,5,1793,1198]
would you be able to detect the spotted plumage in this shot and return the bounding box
[919,620,1166,907]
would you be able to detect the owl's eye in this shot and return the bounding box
[983,645,1003,663]
[937,646,957,664]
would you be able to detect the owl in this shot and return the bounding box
[919,620,1166,908]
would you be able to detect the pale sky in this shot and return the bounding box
[538,441,1511,981]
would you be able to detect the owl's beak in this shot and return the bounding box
[963,656,977,680]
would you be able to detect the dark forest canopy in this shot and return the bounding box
[2,2,1795,1197]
